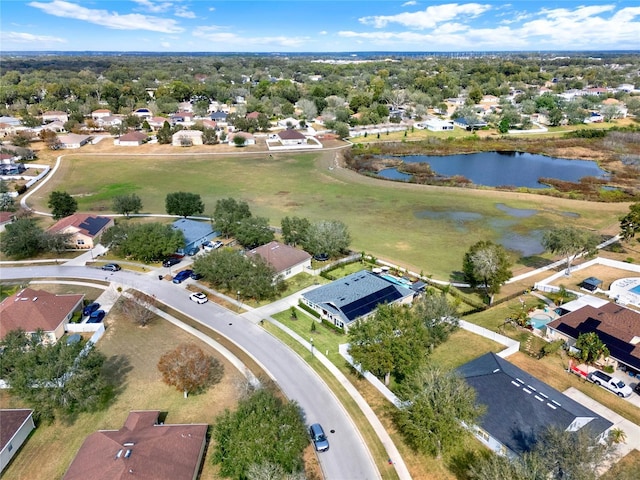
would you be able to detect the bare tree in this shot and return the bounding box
[157,343,223,398]
[117,290,158,326]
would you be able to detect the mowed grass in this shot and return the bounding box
[28,152,627,281]
[1,309,245,480]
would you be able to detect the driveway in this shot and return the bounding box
[563,387,640,461]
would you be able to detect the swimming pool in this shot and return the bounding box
[631,284,640,295]
[380,274,412,287]
[529,313,553,330]
[609,277,640,308]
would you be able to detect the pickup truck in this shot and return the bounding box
[587,369,633,398]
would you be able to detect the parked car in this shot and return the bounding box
[190,271,203,280]
[189,292,208,304]
[87,310,106,323]
[101,263,121,271]
[203,240,223,252]
[634,382,640,395]
[82,302,101,317]
[309,423,329,452]
[186,246,199,256]
[172,269,194,284]
[162,257,181,268]
[587,369,633,397]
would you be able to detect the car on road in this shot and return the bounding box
[309,423,329,452]
[587,369,633,397]
[162,257,181,268]
[203,240,223,252]
[172,269,194,284]
[82,302,101,317]
[101,263,121,271]
[190,271,203,280]
[87,310,106,323]
[189,292,208,304]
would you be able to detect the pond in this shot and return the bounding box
[377,151,609,188]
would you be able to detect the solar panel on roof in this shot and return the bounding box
[79,216,110,236]
[341,285,404,321]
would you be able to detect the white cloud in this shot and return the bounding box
[1,31,66,44]
[132,0,173,14]
[192,27,309,48]
[208,7,215,12]
[402,1,417,6]
[161,41,171,48]
[359,3,491,29]
[174,6,196,19]
[28,0,183,33]
[319,30,328,35]
[342,4,640,50]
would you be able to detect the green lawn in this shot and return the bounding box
[29,152,627,281]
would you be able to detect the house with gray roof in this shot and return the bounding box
[301,270,415,330]
[457,353,612,458]
[171,219,217,254]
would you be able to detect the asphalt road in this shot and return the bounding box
[1,265,381,480]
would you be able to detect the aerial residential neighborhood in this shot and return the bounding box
[1,1,640,479]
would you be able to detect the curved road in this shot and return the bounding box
[1,265,380,480]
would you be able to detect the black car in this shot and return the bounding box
[101,263,121,271]
[162,257,181,268]
[82,302,100,317]
[634,382,640,395]
[190,271,203,280]
[87,310,106,323]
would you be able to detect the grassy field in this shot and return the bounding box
[26,149,627,281]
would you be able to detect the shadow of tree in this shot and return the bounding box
[102,354,133,397]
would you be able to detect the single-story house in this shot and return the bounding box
[169,111,195,126]
[228,132,255,146]
[171,218,218,254]
[147,116,169,130]
[1,409,35,473]
[47,213,114,250]
[0,116,21,127]
[423,118,454,131]
[114,131,147,146]
[453,117,488,130]
[63,411,207,480]
[0,288,84,343]
[546,301,640,373]
[277,129,307,146]
[42,110,69,123]
[457,353,612,458]
[132,108,152,119]
[246,241,312,280]
[246,111,260,120]
[96,115,123,128]
[277,117,301,129]
[91,109,112,120]
[210,111,228,122]
[57,133,91,149]
[0,159,26,176]
[301,270,415,330]
[172,130,203,146]
[40,120,65,132]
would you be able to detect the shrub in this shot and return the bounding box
[298,301,320,318]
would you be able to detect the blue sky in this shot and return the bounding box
[1,1,639,52]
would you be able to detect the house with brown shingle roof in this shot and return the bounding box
[277,129,307,146]
[47,213,114,250]
[114,131,148,146]
[546,302,640,373]
[0,288,84,343]
[1,409,35,473]
[246,241,311,280]
[63,411,207,480]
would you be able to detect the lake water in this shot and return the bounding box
[377,151,609,188]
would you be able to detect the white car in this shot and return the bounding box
[203,240,223,252]
[189,292,208,304]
